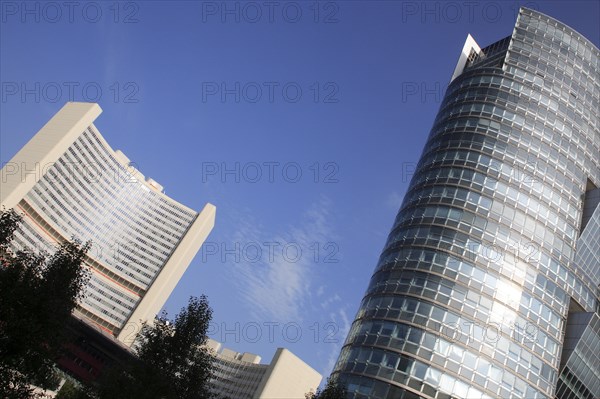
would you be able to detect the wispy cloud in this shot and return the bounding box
[229,196,335,323]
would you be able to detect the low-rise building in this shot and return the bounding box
[207,339,322,398]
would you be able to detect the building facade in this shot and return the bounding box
[206,339,322,398]
[0,102,216,346]
[332,8,599,399]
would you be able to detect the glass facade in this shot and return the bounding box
[555,202,600,399]
[555,312,600,399]
[332,8,599,399]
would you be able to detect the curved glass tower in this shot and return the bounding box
[333,8,599,399]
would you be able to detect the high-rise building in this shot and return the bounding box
[206,339,322,399]
[0,102,216,346]
[333,8,598,399]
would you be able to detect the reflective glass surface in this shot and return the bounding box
[333,8,599,399]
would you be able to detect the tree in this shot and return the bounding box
[0,208,91,398]
[306,377,347,399]
[0,207,22,252]
[97,296,215,399]
[55,378,94,399]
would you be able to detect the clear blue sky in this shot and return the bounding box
[1,0,598,383]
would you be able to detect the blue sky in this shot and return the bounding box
[1,0,598,383]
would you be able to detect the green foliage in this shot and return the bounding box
[306,377,347,399]
[55,378,94,399]
[96,296,216,399]
[0,208,215,398]
[0,208,91,398]
[0,365,35,399]
[0,207,22,252]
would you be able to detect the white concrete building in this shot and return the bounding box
[0,102,216,346]
[206,339,322,398]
